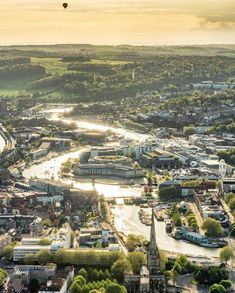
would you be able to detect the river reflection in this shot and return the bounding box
[23,150,142,198]
[48,113,150,142]
[0,135,5,153]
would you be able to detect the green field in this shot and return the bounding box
[31,57,70,75]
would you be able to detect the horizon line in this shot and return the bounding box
[0,42,235,47]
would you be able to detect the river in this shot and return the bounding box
[23,149,142,198]
[23,107,220,257]
[112,205,220,257]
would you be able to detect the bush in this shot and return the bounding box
[54,249,123,267]
[220,279,232,289]
[201,218,223,237]
[194,266,229,286]
[209,284,226,293]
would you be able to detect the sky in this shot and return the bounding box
[0,0,235,45]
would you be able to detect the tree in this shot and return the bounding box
[74,275,86,287]
[228,198,235,211]
[111,258,132,283]
[158,186,178,200]
[36,249,51,265]
[103,269,111,280]
[106,284,127,293]
[194,266,229,286]
[219,246,234,263]
[89,269,99,281]
[24,254,35,265]
[0,269,7,285]
[220,279,232,289]
[54,248,67,265]
[216,180,223,192]
[184,127,196,136]
[97,270,104,281]
[201,218,223,237]
[78,268,88,280]
[70,282,81,293]
[209,284,226,293]
[41,219,52,227]
[127,252,146,274]
[125,234,146,252]
[38,238,52,245]
[229,223,235,237]
[28,278,40,293]
[3,242,17,261]
[225,193,235,204]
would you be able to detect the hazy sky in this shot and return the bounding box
[1,0,235,45]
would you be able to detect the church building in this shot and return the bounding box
[125,210,166,293]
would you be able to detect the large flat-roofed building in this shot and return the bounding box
[13,225,71,261]
[13,245,51,262]
[74,163,144,178]
[139,149,181,169]
[29,179,70,195]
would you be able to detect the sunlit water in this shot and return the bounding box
[23,149,143,198]
[24,106,220,257]
[0,134,5,153]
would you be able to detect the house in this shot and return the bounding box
[39,267,74,293]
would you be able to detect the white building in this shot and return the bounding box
[13,245,51,262]
[74,163,144,178]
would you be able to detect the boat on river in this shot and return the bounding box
[172,228,227,248]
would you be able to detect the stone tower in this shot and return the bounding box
[147,209,160,274]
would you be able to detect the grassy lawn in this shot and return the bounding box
[31,57,131,75]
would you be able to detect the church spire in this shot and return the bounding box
[147,209,160,274]
[149,209,157,254]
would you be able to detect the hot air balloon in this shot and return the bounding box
[63,3,68,9]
